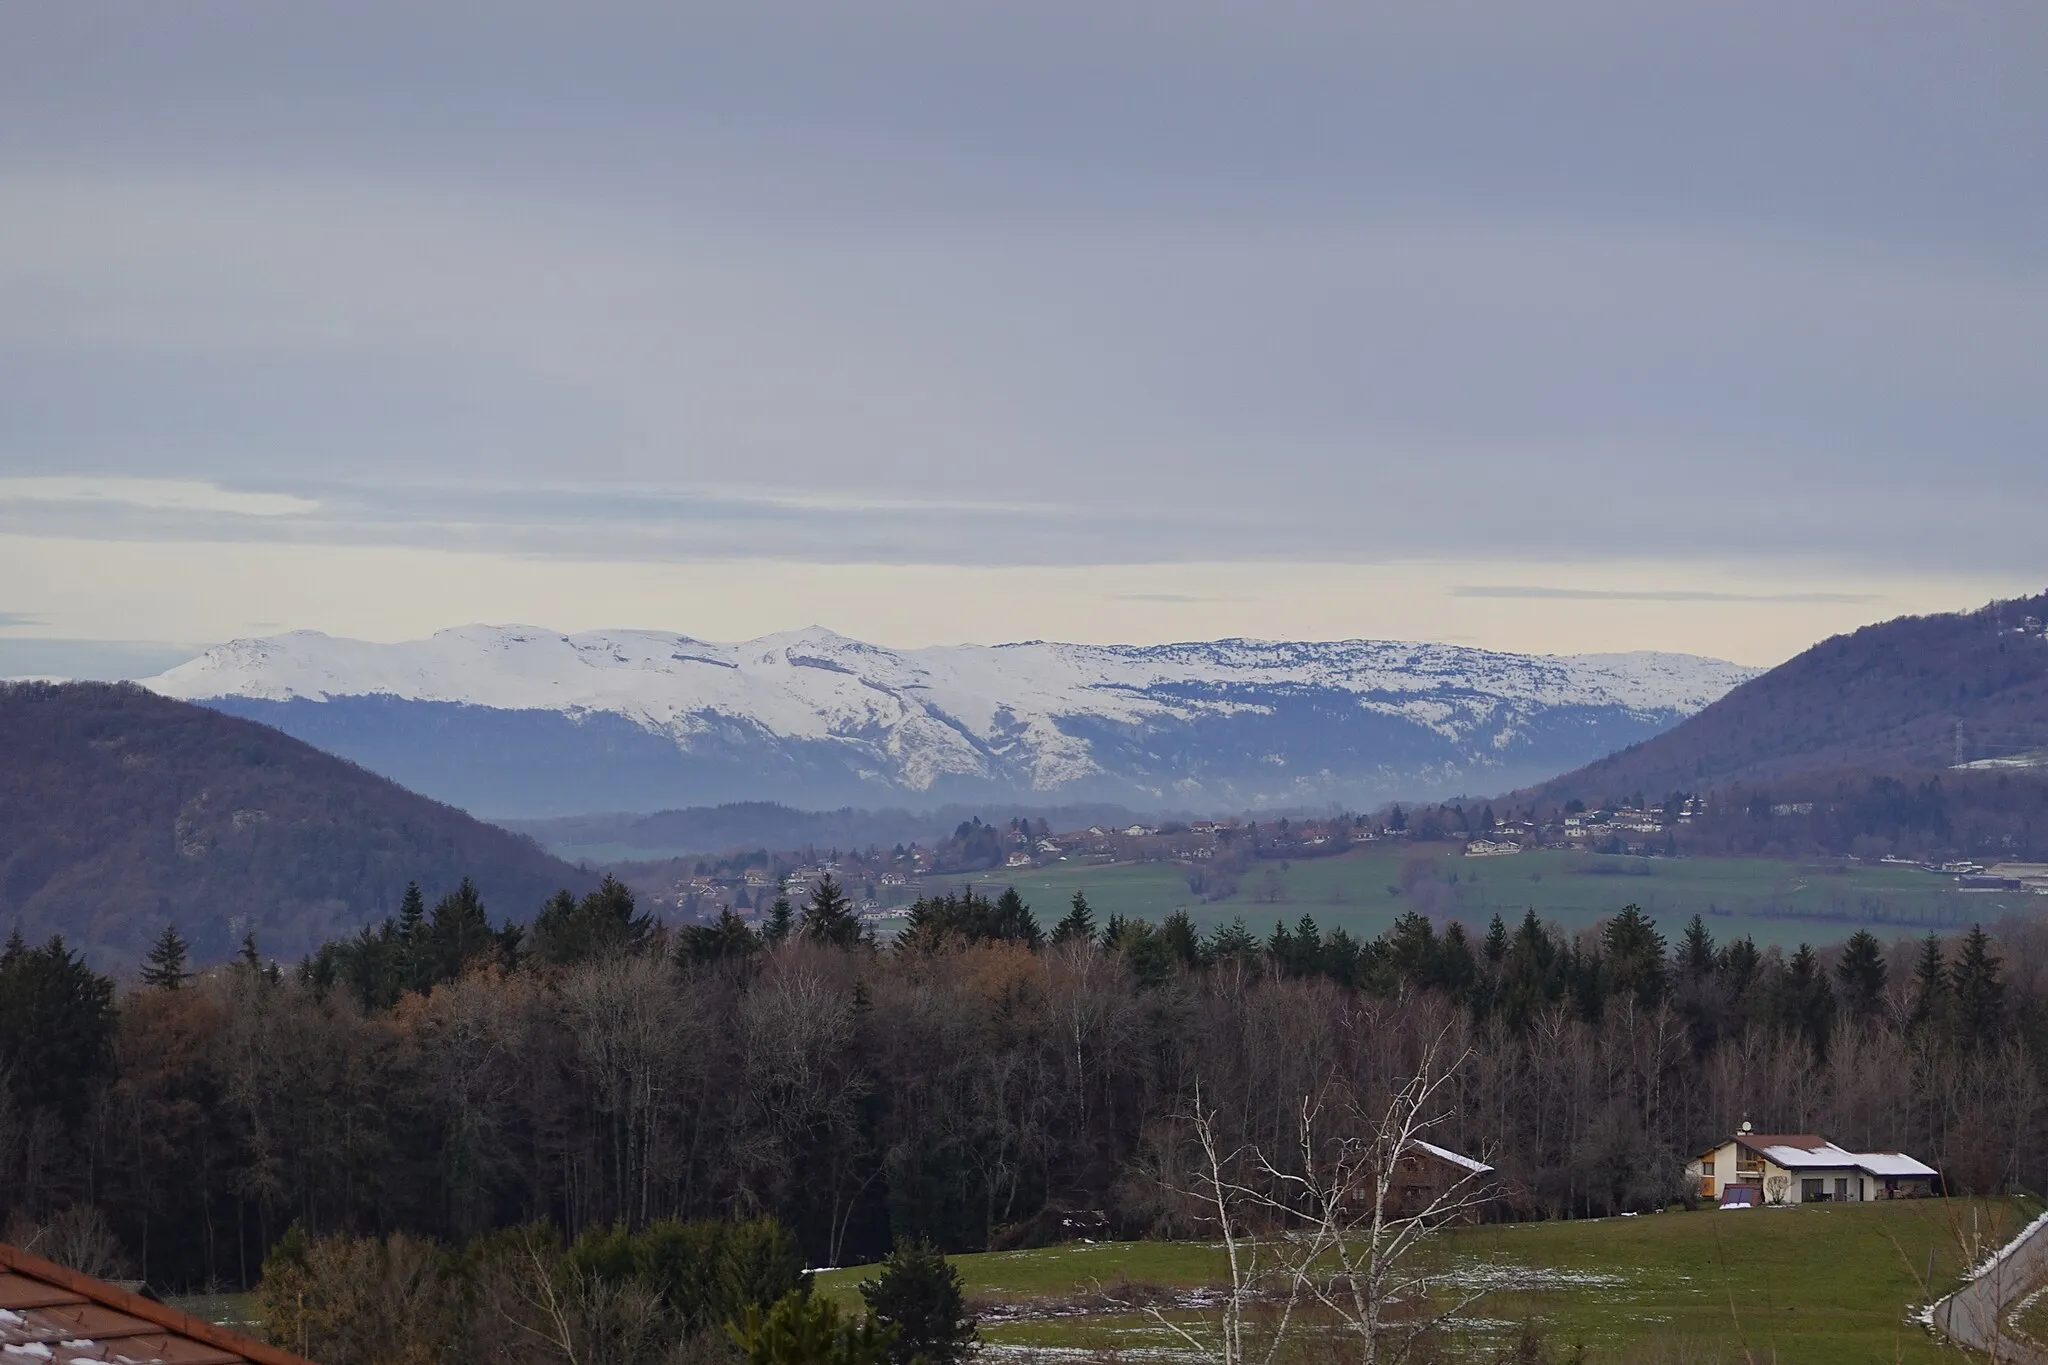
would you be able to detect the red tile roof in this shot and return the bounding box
[1737,1134,1827,1151]
[0,1244,311,1365]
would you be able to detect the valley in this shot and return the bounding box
[947,845,2039,949]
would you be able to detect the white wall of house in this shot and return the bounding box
[1692,1142,1870,1204]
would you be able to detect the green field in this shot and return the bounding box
[819,1197,2036,1363]
[956,846,2036,949]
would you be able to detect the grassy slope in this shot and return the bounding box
[818,1198,2036,1363]
[956,846,2024,949]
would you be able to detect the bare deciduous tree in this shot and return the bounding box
[1142,1027,1492,1365]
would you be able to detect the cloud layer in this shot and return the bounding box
[1,2,2043,655]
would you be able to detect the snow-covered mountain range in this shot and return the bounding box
[145,625,1760,818]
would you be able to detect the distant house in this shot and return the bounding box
[1124,825,1152,837]
[0,1240,312,1365]
[1341,1139,1497,1221]
[1464,838,1523,858]
[1689,1125,1937,1205]
[1005,851,1032,868]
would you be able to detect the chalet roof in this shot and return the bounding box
[1703,1133,1938,1180]
[0,1243,310,1365]
[1847,1150,1940,1178]
[1736,1133,1825,1152]
[1410,1138,1495,1176]
[1753,1140,1869,1170]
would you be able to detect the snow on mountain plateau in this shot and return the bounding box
[145,626,1759,816]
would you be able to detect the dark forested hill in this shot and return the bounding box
[0,682,588,965]
[1530,591,2048,803]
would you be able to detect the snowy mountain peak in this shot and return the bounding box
[146,626,1759,816]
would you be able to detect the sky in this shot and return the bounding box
[2,1,2044,673]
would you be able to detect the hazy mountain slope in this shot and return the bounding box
[1529,591,2048,802]
[148,626,1758,817]
[0,682,589,964]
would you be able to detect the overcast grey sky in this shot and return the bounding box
[2,2,2044,667]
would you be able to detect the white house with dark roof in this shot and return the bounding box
[1689,1122,1938,1206]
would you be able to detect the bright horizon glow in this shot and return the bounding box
[1,532,2033,670]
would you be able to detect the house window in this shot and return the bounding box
[1801,1178,1825,1202]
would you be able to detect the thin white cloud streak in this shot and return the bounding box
[0,477,319,517]
[4,177,2045,573]
[1453,586,1880,605]
[0,532,2034,667]
[1,2,2043,652]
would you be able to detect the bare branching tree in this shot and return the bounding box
[1141,1026,1492,1365]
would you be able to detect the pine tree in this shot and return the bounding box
[1602,904,1667,1007]
[1718,935,1761,997]
[1678,915,1716,983]
[1385,911,1436,983]
[394,881,428,992]
[1051,892,1096,946]
[1322,927,1368,989]
[0,935,116,1123]
[1780,943,1835,1053]
[396,881,426,938]
[533,875,653,964]
[1101,913,1130,951]
[764,895,795,945]
[428,877,494,983]
[1910,932,1947,1030]
[858,1240,978,1365]
[1483,914,1508,966]
[988,888,1042,947]
[1833,929,1888,1019]
[1949,924,2005,1044]
[1160,910,1204,968]
[1206,917,1257,964]
[141,923,191,991]
[730,1292,895,1365]
[679,908,765,966]
[1294,913,1322,956]
[800,875,863,948]
[1435,921,1477,998]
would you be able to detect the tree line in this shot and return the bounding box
[1,872,2044,1294]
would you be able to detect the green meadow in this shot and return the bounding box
[961,846,2027,949]
[818,1197,2037,1363]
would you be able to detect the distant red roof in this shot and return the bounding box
[0,1243,311,1365]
